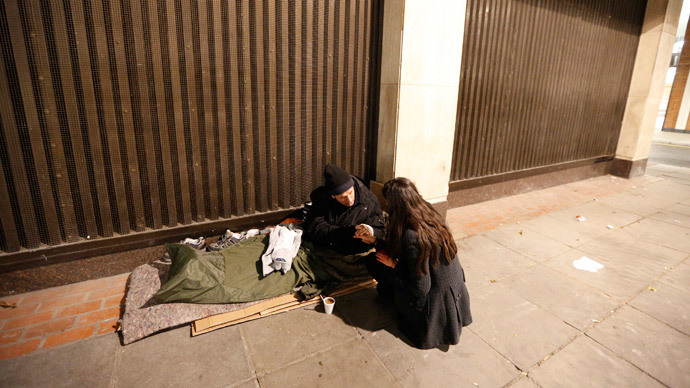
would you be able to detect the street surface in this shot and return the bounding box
[649,142,690,168]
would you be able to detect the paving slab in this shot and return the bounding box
[646,163,680,173]
[628,280,690,335]
[469,284,578,370]
[501,265,620,330]
[258,339,397,388]
[456,239,495,290]
[597,193,663,217]
[631,179,690,204]
[544,249,653,300]
[240,306,358,374]
[230,379,260,388]
[459,234,535,281]
[336,288,397,335]
[115,324,252,388]
[545,202,643,230]
[576,228,688,278]
[364,326,518,388]
[455,254,494,291]
[508,377,541,388]
[0,333,119,388]
[666,203,690,216]
[658,261,690,292]
[529,336,664,388]
[586,305,690,388]
[483,224,571,263]
[662,171,690,185]
[648,209,690,229]
[521,214,602,248]
[623,218,690,253]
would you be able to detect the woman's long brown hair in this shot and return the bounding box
[383,177,457,275]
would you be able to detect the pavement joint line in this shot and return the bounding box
[358,326,401,386]
[504,373,544,388]
[226,376,260,388]
[107,341,123,388]
[582,331,670,388]
[237,325,258,381]
[466,324,526,375]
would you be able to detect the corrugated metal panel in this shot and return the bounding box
[0,0,379,260]
[451,0,646,182]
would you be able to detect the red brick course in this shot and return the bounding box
[0,303,40,320]
[87,284,127,301]
[20,287,69,305]
[4,311,56,331]
[0,272,130,360]
[44,326,95,349]
[98,319,120,335]
[0,330,23,346]
[67,278,113,295]
[38,293,88,312]
[23,317,76,339]
[77,307,121,326]
[0,339,42,361]
[103,295,124,309]
[55,301,102,319]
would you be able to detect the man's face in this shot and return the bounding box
[332,186,355,207]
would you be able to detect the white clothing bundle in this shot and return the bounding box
[261,224,303,276]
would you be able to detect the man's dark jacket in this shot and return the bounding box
[303,176,384,254]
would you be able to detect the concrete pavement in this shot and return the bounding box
[653,129,690,147]
[1,162,689,388]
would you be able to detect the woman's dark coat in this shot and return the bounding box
[393,229,472,349]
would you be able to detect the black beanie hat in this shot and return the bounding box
[324,164,353,195]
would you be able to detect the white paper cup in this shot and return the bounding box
[323,297,335,314]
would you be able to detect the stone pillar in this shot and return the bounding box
[614,0,683,177]
[375,0,467,216]
[663,11,690,130]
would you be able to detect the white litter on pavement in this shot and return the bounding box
[607,225,614,229]
[573,256,604,273]
[575,215,587,222]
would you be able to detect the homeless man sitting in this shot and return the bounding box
[303,164,385,255]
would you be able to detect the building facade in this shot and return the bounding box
[0,0,680,270]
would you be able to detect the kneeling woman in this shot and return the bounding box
[368,177,472,349]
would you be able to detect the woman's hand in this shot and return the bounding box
[354,234,376,244]
[375,251,397,268]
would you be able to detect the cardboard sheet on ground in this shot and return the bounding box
[191,279,376,335]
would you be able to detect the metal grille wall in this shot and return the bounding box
[451,0,646,183]
[0,0,379,264]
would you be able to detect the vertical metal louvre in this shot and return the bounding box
[0,0,378,259]
[451,0,646,182]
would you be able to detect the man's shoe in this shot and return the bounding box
[180,236,206,250]
[207,230,243,251]
[161,236,205,262]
